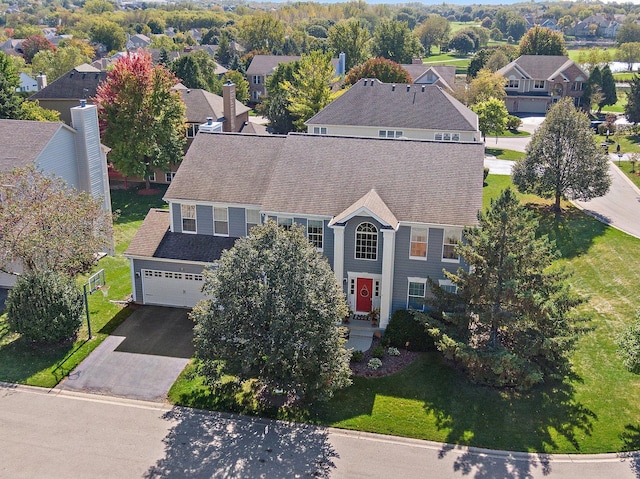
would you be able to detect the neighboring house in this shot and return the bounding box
[28,64,108,125]
[0,38,23,57]
[16,72,38,92]
[400,64,456,92]
[127,34,151,50]
[125,132,484,328]
[246,55,301,103]
[306,79,480,142]
[497,55,588,114]
[0,103,112,288]
[569,15,619,38]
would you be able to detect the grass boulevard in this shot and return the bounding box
[1,177,639,454]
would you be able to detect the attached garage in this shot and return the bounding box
[141,269,206,308]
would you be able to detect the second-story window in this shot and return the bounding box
[355,222,378,260]
[214,207,228,236]
[308,219,324,251]
[181,204,196,233]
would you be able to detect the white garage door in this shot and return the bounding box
[142,269,206,308]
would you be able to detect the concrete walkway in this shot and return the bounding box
[1,384,638,479]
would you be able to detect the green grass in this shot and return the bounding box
[618,160,640,189]
[485,148,525,161]
[499,130,530,138]
[613,72,635,82]
[169,175,640,453]
[600,90,627,114]
[0,186,168,387]
[422,53,470,74]
[596,133,640,154]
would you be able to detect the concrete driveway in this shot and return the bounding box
[57,306,194,402]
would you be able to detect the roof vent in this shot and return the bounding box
[187,89,191,93]
[80,99,86,108]
[391,84,395,91]
[363,79,367,86]
[206,117,213,125]
[421,85,425,92]
[407,85,410,92]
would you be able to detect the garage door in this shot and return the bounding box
[142,269,206,308]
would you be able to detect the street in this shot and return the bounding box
[1,384,638,479]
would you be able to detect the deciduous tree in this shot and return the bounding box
[192,221,352,404]
[418,188,586,390]
[619,42,640,71]
[415,14,450,56]
[463,68,506,106]
[617,22,640,46]
[224,70,249,103]
[238,13,285,53]
[518,26,567,56]
[371,19,422,64]
[472,97,508,142]
[344,57,412,85]
[94,51,186,187]
[170,50,221,93]
[512,97,611,213]
[327,19,371,71]
[0,51,22,119]
[21,34,56,63]
[90,20,126,53]
[0,166,112,277]
[31,45,92,82]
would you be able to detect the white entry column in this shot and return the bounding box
[380,228,396,328]
[332,225,345,291]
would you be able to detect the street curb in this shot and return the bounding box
[2,382,639,463]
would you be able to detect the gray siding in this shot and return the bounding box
[343,216,383,276]
[391,226,464,313]
[322,221,334,269]
[36,128,80,189]
[131,258,209,304]
[229,207,245,238]
[196,204,213,235]
[171,203,181,233]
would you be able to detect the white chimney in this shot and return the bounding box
[222,81,236,133]
[36,72,47,90]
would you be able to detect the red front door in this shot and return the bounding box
[356,278,373,313]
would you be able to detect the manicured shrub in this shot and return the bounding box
[387,347,401,357]
[506,115,522,131]
[6,270,84,343]
[351,350,365,362]
[383,309,433,351]
[371,345,385,359]
[616,312,640,373]
[367,358,382,370]
[484,167,490,184]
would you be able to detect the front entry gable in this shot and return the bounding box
[329,188,398,230]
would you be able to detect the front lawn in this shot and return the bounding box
[0,187,167,387]
[170,175,640,454]
[485,147,525,161]
[618,160,640,190]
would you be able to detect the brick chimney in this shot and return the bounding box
[222,81,236,133]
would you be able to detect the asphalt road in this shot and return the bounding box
[1,384,638,479]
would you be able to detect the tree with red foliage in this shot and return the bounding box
[345,57,412,86]
[94,50,186,188]
[21,35,56,63]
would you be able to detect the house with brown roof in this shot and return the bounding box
[399,64,457,92]
[497,55,588,114]
[125,132,484,329]
[306,79,480,142]
[0,103,112,288]
[28,64,108,125]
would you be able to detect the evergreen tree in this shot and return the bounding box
[418,188,586,390]
[625,74,640,124]
[513,98,611,213]
[583,66,601,112]
[215,31,232,67]
[600,65,617,111]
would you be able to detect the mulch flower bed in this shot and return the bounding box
[350,337,422,378]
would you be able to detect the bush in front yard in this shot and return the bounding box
[506,115,522,131]
[6,270,84,343]
[383,309,433,351]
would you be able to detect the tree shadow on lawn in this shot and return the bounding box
[529,205,608,260]
[145,407,338,478]
[619,424,640,478]
[319,354,596,478]
[110,186,168,225]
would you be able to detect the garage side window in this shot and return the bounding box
[181,204,196,233]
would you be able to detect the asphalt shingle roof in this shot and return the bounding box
[166,132,484,227]
[29,64,107,101]
[306,79,478,132]
[497,55,583,81]
[245,55,301,76]
[0,120,65,171]
[176,88,250,123]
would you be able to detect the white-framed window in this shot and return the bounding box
[277,216,293,230]
[572,81,584,91]
[407,278,427,311]
[246,209,260,235]
[533,80,545,89]
[355,222,378,260]
[435,132,460,142]
[439,279,457,294]
[186,124,198,138]
[507,79,519,88]
[313,127,327,135]
[442,228,461,262]
[252,75,262,84]
[452,133,460,141]
[181,204,196,233]
[252,91,261,101]
[148,172,156,182]
[410,227,428,259]
[307,219,323,251]
[213,207,229,236]
[379,130,403,138]
[165,172,175,183]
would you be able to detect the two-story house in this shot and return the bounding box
[497,55,588,114]
[400,64,457,92]
[0,102,113,288]
[124,132,484,329]
[306,78,480,142]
